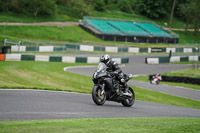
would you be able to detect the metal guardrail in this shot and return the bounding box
[3,39,21,53]
[4,39,21,46]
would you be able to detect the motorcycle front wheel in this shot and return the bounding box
[121,87,135,107]
[92,85,106,106]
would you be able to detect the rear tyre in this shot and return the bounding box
[92,85,106,106]
[121,87,135,107]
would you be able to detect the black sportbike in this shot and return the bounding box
[92,62,135,107]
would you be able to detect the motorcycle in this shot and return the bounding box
[150,74,162,85]
[92,62,135,107]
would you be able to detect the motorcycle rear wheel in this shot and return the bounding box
[121,87,135,107]
[92,85,106,106]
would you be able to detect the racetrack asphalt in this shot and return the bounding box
[0,89,200,121]
[0,54,200,121]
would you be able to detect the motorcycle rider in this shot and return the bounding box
[151,73,162,84]
[100,54,129,96]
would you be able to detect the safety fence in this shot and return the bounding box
[146,55,200,64]
[0,54,129,64]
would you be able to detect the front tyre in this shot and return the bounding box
[121,87,135,107]
[92,85,106,106]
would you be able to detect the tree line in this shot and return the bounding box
[0,0,199,35]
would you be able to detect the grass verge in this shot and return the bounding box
[162,68,200,79]
[0,118,200,133]
[133,86,200,109]
[172,61,200,64]
[0,61,94,94]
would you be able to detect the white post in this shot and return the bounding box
[4,39,7,46]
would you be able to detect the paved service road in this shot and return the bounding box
[0,89,200,121]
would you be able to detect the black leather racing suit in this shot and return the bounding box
[107,60,128,91]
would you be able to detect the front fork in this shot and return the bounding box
[100,83,105,96]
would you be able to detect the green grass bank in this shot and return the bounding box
[0,118,200,133]
[0,25,200,46]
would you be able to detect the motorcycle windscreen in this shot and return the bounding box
[96,62,107,72]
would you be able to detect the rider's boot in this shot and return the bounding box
[122,82,130,96]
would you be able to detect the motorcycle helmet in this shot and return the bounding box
[100,54,111,65]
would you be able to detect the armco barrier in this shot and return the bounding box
[35,55,49,62]
[76,57,87,63]
[146,55,200,64]
[39,46,54,52]
[4,54,129,64]
[189,56,199,61]
[128,47,139,53]
[5,54,21,61]
[105,46,118,52]
[170,56,180,62]
[80,45,94,52]
[53,46,66,52]
[94,46,105,52]
[9,44,200,53]
[118,48,128,52]
[21,55,35,61]
[180,56,189,62]
[87,57,100,63]
[146,58,159,64]
[49,56,62,62]
[62,56,76,63]
[11,46,26,52]
[159,57,170,63]
[65,44,80,49]
[139,48,148,53]
[26,46,39,52]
